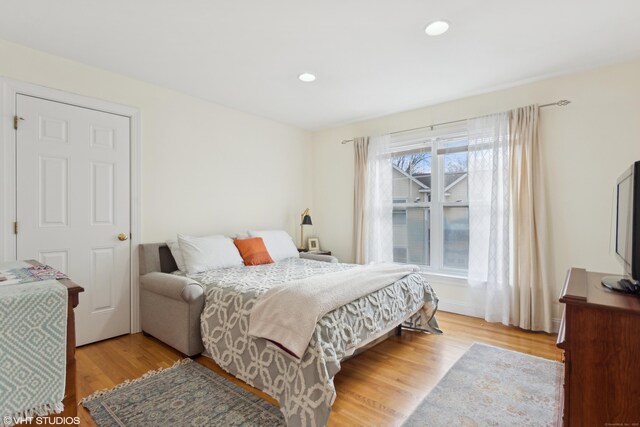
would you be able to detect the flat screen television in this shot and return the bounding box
[602,161,640,294]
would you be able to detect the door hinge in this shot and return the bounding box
[13,115,24,130]
[13,221,18,235]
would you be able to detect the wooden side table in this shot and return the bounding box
[298,249,332,256]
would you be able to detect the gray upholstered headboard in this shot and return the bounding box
[139,243,178,275]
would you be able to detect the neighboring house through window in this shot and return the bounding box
[390,126,469,275]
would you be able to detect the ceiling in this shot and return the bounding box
[1,1,639,130]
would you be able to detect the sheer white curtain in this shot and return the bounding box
[467,107,553,332]
[363,134,393,263]
[467,112,511,325]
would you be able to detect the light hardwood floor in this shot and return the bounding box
[76,311,561,426]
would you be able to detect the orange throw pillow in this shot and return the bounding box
[234,237,274,266]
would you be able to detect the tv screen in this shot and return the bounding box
[615,161,640,281]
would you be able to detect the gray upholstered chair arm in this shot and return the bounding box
[140,272,204,302]
[299,253,338,263]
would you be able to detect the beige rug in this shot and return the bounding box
[403,343,562,426]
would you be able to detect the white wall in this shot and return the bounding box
[3,37,640,324]
[0,39,313,246]
[311,58,640,321]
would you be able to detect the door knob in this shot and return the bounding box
[118,233,129,241]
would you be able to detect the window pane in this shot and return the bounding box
[393,247,407,264]
[392,151,432,203]
[443,206,469,270]
[442,148,468,203]
[392,207,430,266]
[393,210,407,225]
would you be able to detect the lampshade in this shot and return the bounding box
[299,209,313,249]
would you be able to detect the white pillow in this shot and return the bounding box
[177,234,243,275]
[165,240,187,272]
[247,230,299,262]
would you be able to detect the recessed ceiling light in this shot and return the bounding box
[425,20,450,36]
[298,73,316,83]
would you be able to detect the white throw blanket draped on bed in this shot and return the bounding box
[248,263,419,358]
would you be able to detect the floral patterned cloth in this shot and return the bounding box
[195,258,440,427]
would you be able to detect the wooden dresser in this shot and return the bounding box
[557,268,640,426]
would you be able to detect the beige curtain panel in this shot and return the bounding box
[509,105,553,332]
[353,137,369,264]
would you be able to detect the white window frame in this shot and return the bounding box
[389,125,469,278]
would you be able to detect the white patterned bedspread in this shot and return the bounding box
[193,258,440,427]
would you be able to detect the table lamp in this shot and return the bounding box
[300,208,312,249]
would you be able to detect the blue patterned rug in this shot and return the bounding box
[402,343,562,426]
[81,359,285,426]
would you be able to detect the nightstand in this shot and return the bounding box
[298,249,332,256]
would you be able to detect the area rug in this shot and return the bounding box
[402,343,562,427]
[81,359,285,427]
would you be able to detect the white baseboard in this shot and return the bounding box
[437,299,485,318]
[438,298,562,335]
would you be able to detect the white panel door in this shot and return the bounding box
[16,94,131,346]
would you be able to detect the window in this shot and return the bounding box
[393,247,408,264]
[392,209,407,225]
[390,128,469,275]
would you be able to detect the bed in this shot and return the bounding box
[139,243,440,427]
